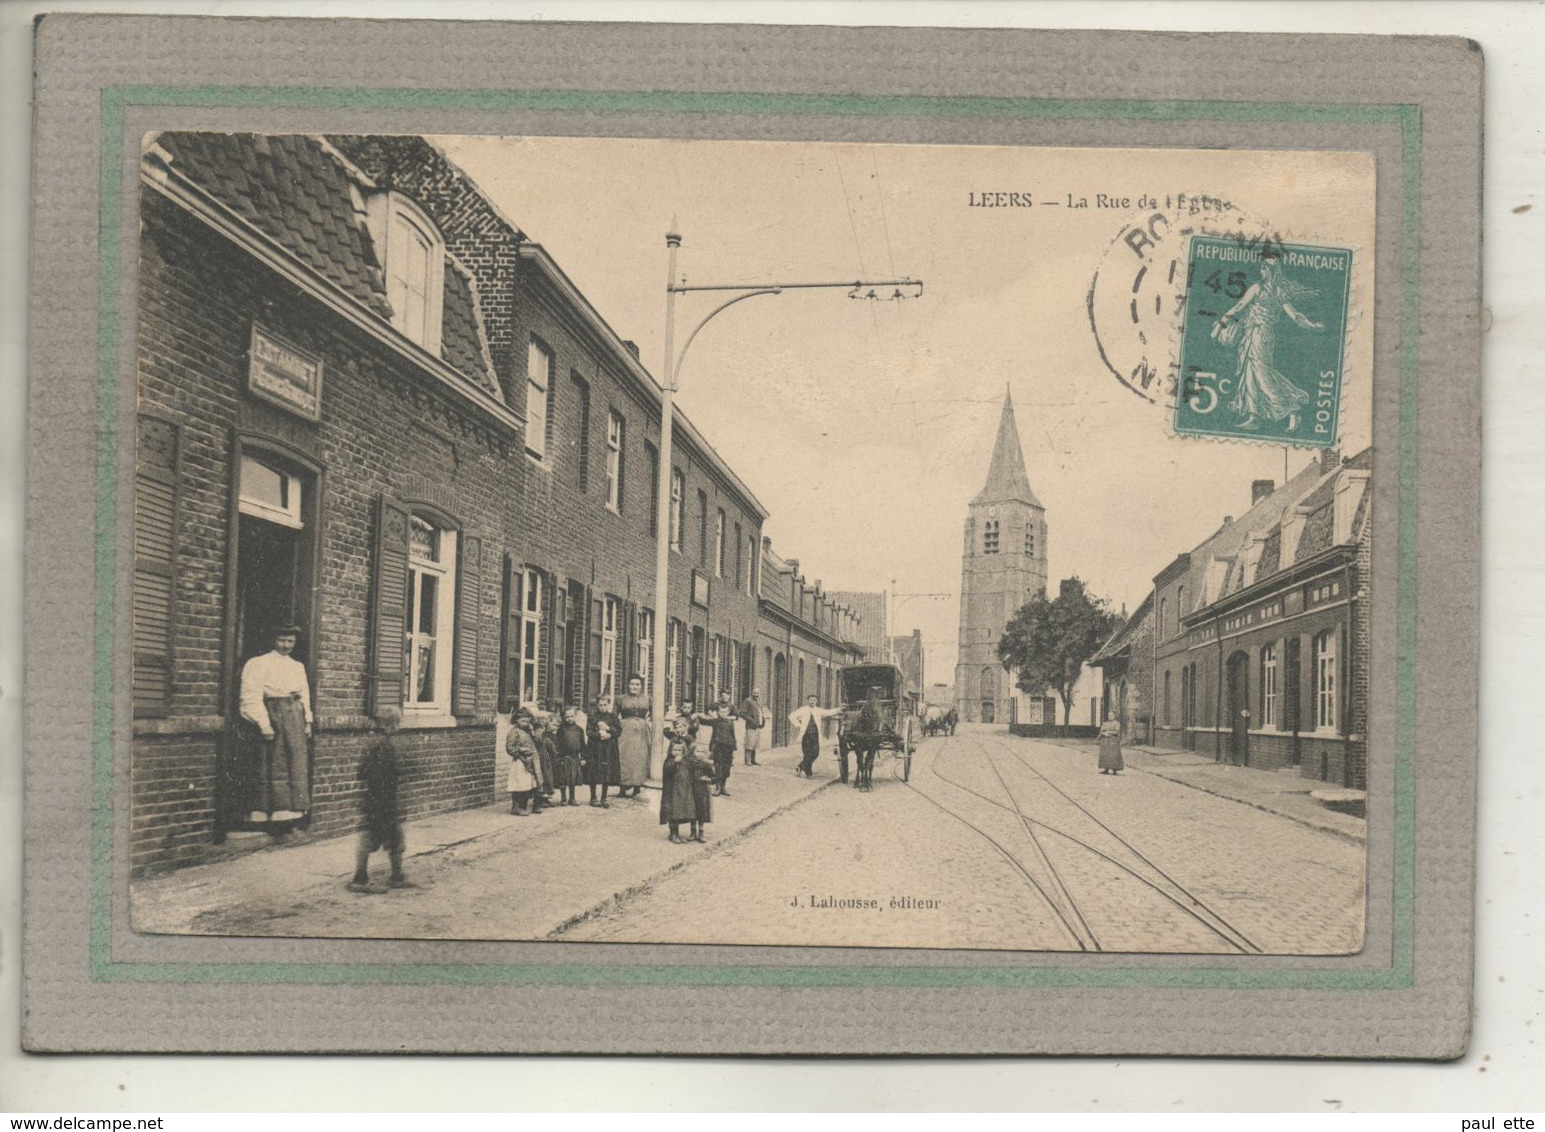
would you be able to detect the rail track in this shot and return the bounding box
[890,732,1264,954]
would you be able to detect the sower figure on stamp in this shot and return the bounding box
[1210,253,1322,432]
[788,694,840,780]
[238,623,313,822]
[738,688,765,765]
[349,707,407,892]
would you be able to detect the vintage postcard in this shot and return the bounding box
[128,135,1375,958]
[24,17,1480,1057]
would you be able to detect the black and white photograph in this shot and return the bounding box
[127,131,1376,955]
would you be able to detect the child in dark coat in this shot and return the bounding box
[349,708,406,892]
[553,706,586,807]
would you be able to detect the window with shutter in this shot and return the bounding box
[500,555,522,712]
[134,417,180,718]
[369,496,412,715]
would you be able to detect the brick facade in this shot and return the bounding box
[757,542,864,747]
[131,134,765,873]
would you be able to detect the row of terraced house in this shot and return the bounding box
[131,132,865,874]
[1091,449,1372,789]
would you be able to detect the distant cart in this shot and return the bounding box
[835,663,917,789]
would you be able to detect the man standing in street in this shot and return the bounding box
[238,623,313,822]
[788,693,841,779]
[738,688,765,765]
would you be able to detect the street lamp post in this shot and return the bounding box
[647,226,923,770]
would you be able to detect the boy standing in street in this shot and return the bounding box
[702,698,739,797]
[348,707,407,893]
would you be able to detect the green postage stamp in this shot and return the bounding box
[1174,236,1353,448]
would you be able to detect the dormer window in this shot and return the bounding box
[366,192,444,353]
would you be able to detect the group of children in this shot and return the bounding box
[347,691,762,891]
[504,699,640,816]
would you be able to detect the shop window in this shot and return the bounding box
[606,410,625,510]
[1314,630,1338,731]
[526,337,554,460]
[366,193,445,352]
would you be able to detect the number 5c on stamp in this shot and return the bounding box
[1174,236,1353,448]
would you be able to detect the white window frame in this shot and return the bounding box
[1261,644,1279,728]
[601,595,620,699]
[526,337,554,461]
[1315,630,1338,731]
[666,619,681,709]
[635,608,654,694]
[669,469,685,552]
[605,410,624,511]
[238,453,304,530]
[519,567,544,705]
[366,192,444,353]
[709,635,722,702]
[405,515,457,714]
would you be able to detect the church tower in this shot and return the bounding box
[954,389,1048,724]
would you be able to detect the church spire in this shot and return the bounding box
[971,388,1041,508]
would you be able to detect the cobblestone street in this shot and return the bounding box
[560,725,1366,954]
[136,725,1364,954]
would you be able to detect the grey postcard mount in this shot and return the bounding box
[25,17,1481,1056]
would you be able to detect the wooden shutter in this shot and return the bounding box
[549,577,564,706]
[369,495,411,715]
[499,555,521,712]
[620,600,637,689]
[133,417,179,718]
[586,594,603,705]
[452,531,483,716]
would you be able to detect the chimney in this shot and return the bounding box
[762,536,772,550]
[1251,479,1275,505]
[622,339,640,359]
[1320,446,1343,472]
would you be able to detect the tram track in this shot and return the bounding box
[900,732,1262,954]
[885,746,1093,951]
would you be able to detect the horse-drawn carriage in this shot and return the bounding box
[921,703,957,738]
[835,663,917,789]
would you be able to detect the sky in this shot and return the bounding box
[434,136,1376,679]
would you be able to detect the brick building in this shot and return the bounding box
[827,589,886,661]
[132,133,764,873]
[756,541,865,747]
[888,629,925,701]
[1149,450,1371,787]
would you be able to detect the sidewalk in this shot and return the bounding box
[1119,744,1367,843]
[131,739,834,940]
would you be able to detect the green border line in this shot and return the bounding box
[94,86,1419,990]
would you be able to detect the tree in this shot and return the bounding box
[997,577,1119,729]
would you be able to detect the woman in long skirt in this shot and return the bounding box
[1097,718,1124,774]
[505,709,540,816]
[585,696,622,808]
[615,674,651,799]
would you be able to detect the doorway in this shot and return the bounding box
[217,448,316,834]
[773,653,788,746]
[1226,650,1251,766]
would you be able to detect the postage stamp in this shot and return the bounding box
[1174,236,1354,447]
